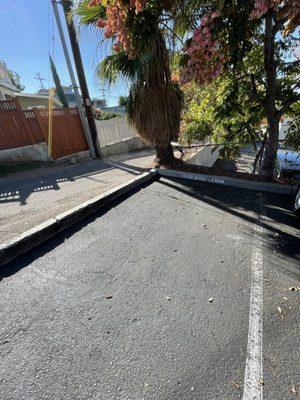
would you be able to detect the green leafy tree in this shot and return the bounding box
[179,0,300,176]
[0,60,25,91]
[118,95,128,106]
[49,55,69,108]
[180,71,264,162]
[77,0,299,173]
[284,103,300,151]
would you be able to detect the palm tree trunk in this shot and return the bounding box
[151,34,176,165]
[128,32,181,166]
[154,144,175,166]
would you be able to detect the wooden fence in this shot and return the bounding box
[0,99,88,159]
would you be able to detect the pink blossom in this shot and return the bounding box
[180,10,225,85]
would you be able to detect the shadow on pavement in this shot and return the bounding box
[0,181,152,281]
[1,176,299,282]
[0,158,147,206]
[159,177,300,273]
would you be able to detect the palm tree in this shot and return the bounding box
[75,0,197,165]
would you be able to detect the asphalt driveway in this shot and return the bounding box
[0,178,299,400]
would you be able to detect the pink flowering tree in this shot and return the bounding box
[78,0,299,173]
[180,0,300,176]
[78,0,189,165]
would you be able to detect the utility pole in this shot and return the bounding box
[60,0,101,158]
[35,73,46,89]
[51,0,96,158]
[98,83,107,108]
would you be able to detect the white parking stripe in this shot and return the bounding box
[243,195,264,400]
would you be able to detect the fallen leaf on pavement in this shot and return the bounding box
[289,286,298,292]
[208,297,214,303]
[277,306,284,319]
[230,380,240,389]
[291,384,298,395]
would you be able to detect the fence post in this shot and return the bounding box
[32,108,56,159]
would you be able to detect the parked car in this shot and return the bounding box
[276,150,300,179]
[294,185,300,216]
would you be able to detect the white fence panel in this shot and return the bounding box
[95,117,138,146]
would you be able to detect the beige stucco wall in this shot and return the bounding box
[16,96,61,110]
[17,96,49,110]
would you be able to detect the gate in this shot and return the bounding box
[0,99,89,159]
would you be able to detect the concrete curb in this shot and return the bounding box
[0,169,158,267]
[158,168,296,195]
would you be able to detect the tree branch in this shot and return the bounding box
[249,74,265,106]
[277,94,300,116]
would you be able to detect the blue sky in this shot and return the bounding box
[0,0,128,106]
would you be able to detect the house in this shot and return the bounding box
[0,62,18,99]
[92,98,107,109]
[0,63,61,109]
[15,92,62,109]
[61,85,78,108]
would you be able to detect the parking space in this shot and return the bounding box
[0,178,299,399]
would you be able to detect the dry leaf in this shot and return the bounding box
[277,306,284,319]
[230,380,240,389]
[208,297,214,303]
[291,384,298,395]
[289,286,298,292]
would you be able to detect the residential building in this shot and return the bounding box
[92,98,107,109]
[0,63,61,109]
[0,62,19,99]
[15,92,62,109]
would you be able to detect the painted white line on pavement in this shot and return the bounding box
[243,194,264,400]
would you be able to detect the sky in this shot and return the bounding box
[0,0,128,106]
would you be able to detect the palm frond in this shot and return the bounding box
[76,0,105,26]
[97,52,154,84]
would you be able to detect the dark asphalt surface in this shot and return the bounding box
[0,178,299,400]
